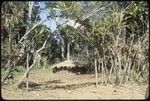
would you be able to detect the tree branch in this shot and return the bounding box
[37,34,50,53]
[18,20,46,43]
[16,34,51,87]
[81,2,113,21]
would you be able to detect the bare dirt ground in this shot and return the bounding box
[2,70,148,100]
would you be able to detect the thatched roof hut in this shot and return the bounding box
[51,60,87,68]
[51,60,88,74]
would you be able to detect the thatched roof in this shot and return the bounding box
[51,60,87,69]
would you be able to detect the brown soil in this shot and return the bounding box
[2,70,148,100]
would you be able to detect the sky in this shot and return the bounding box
[38,2,57,32]
[38,2,81,32]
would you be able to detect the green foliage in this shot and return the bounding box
[60,25,77,42]
[56,1,83,19]
[127,1,148,17]
[122,1,148,41]
[1,2,26,29]
[13,66,26,77]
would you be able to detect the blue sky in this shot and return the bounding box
[37,2,80,32]
[38,2,57,32]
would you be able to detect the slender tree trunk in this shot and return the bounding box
[4,59,10,75]
[61,46,65,59]
[101,59,104,85]
[86,46,89,57]
[126,58,132,83]
[94,55,98,87]
[43,57,47,69]
[119,55,129,85]
[17,2,34,89]
[67,42,70,60]
[26,52,29,91]
[98,61,100,74]
[25,2,34,91]
[17,35,50,87]
[61,37,65,59]
[109,55,113,82]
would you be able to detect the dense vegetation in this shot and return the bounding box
[1,1,149,88]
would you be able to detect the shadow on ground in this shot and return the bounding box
[47,82,95,90]
[19,80,63,91]
[20,80,96,91]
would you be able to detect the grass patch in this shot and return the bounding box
[31,67,53,74]
[1,68,6,82]
[30,63,54,74]
[14,66,26,77]
[14,64,54,77]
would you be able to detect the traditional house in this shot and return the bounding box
[51,60,88,74]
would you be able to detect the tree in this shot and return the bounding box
[51,1,149,85]
[1,1,28,84]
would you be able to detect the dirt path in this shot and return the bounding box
[2,70,148,100]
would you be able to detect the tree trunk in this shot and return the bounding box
[26,52,29,91]
[95,57,98,87]
[119,55,129,85]
[43,57,47,69]
[109,55,113,80]
[17,35,50,87]
[24,2,34,91]
[60,37,65,59]
[67,42,70,60]
[86,46,89,57]
[101,59,105,85]
[145,87,149,99]
[61,46,65,59]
